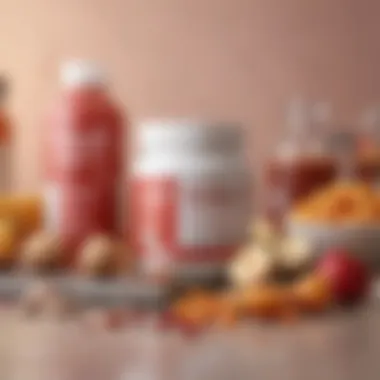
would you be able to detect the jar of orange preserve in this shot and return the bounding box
[131,120,251,280]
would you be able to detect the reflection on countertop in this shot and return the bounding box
[0,294,379,380]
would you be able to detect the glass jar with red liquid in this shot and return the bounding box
[356,107,380,183]
[263,101,337,227]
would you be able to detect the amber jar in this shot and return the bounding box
[263,101,337,227]
[355,108,380,184]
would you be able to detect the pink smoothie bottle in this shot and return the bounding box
[44,60,124,259]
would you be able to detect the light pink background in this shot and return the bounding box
[1,0,380,190]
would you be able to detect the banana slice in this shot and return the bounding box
[252,219,285,254]
[228,244,274,288]
[278,237,312,271]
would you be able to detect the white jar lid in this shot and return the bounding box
[60,60,106,88]
[138,119,243,156]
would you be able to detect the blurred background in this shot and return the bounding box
[2,2,380,379]
[2,0,380,191]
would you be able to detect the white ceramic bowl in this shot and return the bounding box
[287,219,380,267]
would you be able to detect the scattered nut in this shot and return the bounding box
[76,235,127,278]
[19,280,75,320]
[20,231,64,273]
[19,280,56,317]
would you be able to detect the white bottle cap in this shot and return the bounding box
[60,60,106,88]
[138,119,243,156]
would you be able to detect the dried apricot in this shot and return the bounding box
[237,285,292,320]
[171,291,221,326]
[292,274,332,313]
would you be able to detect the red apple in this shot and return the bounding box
[316,249,370,304]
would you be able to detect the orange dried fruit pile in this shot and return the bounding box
[291,181,380,224]
[0,195,42,238]
[170,274,333,329]
[236,285,292,319]
[0,218,18,267]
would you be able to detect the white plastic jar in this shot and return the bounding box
[131,119,251,277]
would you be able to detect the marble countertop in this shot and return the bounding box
[0,299,379,380]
